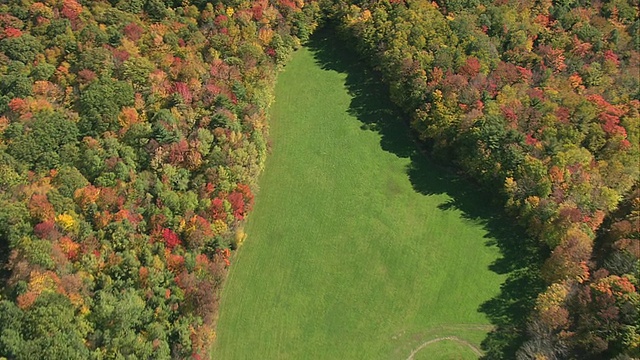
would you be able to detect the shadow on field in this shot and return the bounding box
[306,27,546,359]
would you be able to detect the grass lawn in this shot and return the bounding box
[212,32,505,359]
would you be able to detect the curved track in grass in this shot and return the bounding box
[406,336,482,359]
[212,33,504,359]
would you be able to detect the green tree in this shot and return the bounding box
[7,111,79,171]
[121,56,155,90]
[0,293,91,360]
[0,34,43,64]
[52,166,89,199]
[89,288,155,358]
[78,77,135,136]
[0,62,33,99]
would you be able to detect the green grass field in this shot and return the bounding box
[212,34,504,359]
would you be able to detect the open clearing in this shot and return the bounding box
[212,34,504,359]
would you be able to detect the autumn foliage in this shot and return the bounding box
[0,0,318,357]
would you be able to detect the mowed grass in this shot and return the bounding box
[212,38,504,359]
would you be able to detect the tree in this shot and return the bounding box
[89,288,155,358]
[0,62,33,99]
[52,166,89,198]
[145,0,169,21]
[78,77,135,136]
[0,34,43,63]
[121,56,155,90]
[7,111,79,171]
[0,293,91,360]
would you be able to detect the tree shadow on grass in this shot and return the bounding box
[306,27,547,359]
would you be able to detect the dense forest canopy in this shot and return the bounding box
[0,0,319,358]
[0,0,638,359]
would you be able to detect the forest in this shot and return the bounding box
[0,0,638,359]
[0,0,319,358]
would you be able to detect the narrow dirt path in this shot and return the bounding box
[406,336,483,359]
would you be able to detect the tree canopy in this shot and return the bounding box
[0,0,319,357]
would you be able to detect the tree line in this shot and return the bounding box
[323,0,638,358]
[0,0,319,358]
